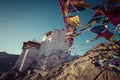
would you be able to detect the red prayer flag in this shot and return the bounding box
[94,8,104,17]
[58,0,69,16]
[100,29,114,41]
[104,7,120,31]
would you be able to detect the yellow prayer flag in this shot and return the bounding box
[70,1,92,9]
[67,16,82,27]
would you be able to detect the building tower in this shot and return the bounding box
[14,41,40,72]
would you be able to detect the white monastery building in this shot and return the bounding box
[15,29,72,72]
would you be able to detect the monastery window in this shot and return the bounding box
[66,52,68,54]
[46,31,52,37]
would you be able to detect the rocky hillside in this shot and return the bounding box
[0,40,120,80]
[44,41,120,80]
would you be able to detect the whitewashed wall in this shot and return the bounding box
[14,50,26,68]
[39,29,69,56]
[15,42,40,72]
[19,47,39,72]
[36,29,70,70]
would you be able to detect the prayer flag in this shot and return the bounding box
[85,17,102,28]
[66,15,82,27]
[104,7,120,32]
[100,29,114,41]
[90,25,106,35]
[58,0,69,16]
[70,1,91,9]
[90,25,114,41]
[93,8,104,17]
[68,3,85,13]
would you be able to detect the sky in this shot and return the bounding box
[0,0,119,55]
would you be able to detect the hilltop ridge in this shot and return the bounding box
[0,40,120,80]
